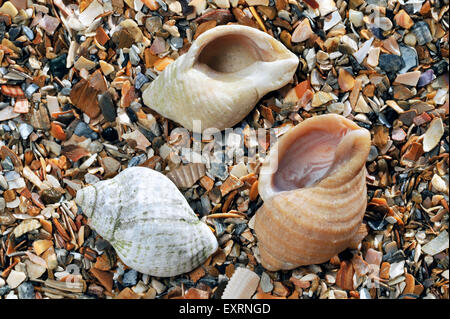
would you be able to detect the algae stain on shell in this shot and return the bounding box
[75,167,218,277]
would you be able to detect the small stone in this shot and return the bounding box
[291,18,313,43]
[122,269,138,287]
[398,110,417,126]
[74,56,96,71]
[99,60,114,76]
[349,9,363,27]
[365,248,382,266]
[98,92,117,122]
[151,278,166,294]
[18,123,33,140]
[260,272,273,293]
[338,68,355,92]
[0,2,18,18]
[394,71,421,86]
[6,270,26,289]
[412,21,432,45]
[40,188,62,205]
[74,122,98,139]
[18,282,34,299]
[8,25,21,41]
[389,260,405,279]
[49,54,68,79]
[423,117,444,152]
[394,9,414,29]
[378,54,404,73]
[417,69,434,87]
[403,32,416,46]
[430,174,448,194]
[398,45,418,74]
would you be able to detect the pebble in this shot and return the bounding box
[423,117,444,152]
[412,21,432,45]
[101,127,119,142]
[367,146,378,162]
[74,122,98,140]
[260,272,273,293]
[122,269,138,287]
[98,91,117,122]
[398,46,418,74]
[378,54,405,73]
[389,260,405,279]
[0,286,10,297]
[19,123,34,140]
[417,69,434,87]
[22,26,34,41]
[18,282,35,299]
[6,270,26,289]
[151,278,166,294]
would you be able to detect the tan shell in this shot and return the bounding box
[142,25,298,131]
[254,114,371,271]
[221,267,260,299]
[166,163,206,188]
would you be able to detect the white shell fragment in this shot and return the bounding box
[142,25,298,131]
[423,117,444,152]
[221,267,260,299]
[13,219,41,237]
[421,231,449,256]
[75,167,218,277]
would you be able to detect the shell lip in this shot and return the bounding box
[258,114,370,201]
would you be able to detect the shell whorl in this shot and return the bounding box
[254,114,371,271]
[75,167,219,277]
[142,25,298,131]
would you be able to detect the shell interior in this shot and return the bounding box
[272,125,351,193]
[195,34,276,74]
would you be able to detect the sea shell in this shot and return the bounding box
[75,167,218,277]
[166,163,206,188]
[142,25,298,131]
[221,267,260,299]
[254,114,371,271]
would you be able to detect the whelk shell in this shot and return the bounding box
[142,25,298,131]
[221,267,260,299]
[75,167,218,277]
[255,114,371,271]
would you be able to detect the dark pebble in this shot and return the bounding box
[40,187,63,205]
[234,223,247,236]
[337,248,353,261]
[368,219,387,231]
[0,285,11,297]
[382,250,405,263]
[369,27,386,40]
[95,238,112,251]
[126,107,138,122]
[432,60,448,76]
[122,269,138,287]
[49,54,69,79]
[379,54,405,73]
[18,282,35,299]
[74,122,98,140]
[101,127,119,142]
[8,26,22,41]
[97,92,116,123]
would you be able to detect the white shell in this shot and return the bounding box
[75,167,218,277]
[142,25,298,131]
[221,267,260,299]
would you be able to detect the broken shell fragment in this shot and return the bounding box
[75,167,218,277]
[255,114,371,271]
[221,267,260,299]
[142,25,298,131]
[166,163,206,188]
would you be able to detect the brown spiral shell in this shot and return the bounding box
[254,114,371,271]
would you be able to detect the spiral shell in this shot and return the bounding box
[142,25,298,131]
[75,167,218,277]
[255,114,371,271]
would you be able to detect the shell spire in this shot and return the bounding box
[142,25,298,131]
[255,114,371,271]
[75,167,218,277]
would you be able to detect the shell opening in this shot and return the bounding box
[272,126,355,193]
[195,34,276,74]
